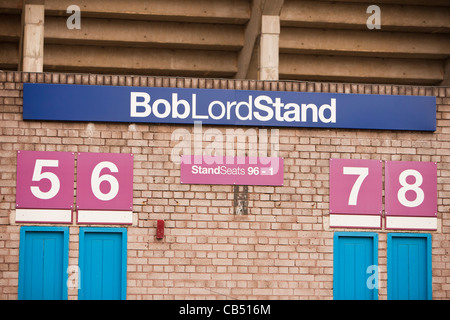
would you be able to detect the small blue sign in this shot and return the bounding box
[23,83,436,131]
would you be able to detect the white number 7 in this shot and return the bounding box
[343,167,369,206]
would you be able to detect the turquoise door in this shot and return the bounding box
[79,228,127,300]
[333,232,378,300]
[388,233,432,300]
[18,227,69,300]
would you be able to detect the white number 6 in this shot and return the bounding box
[343,167,369,206]
[91,161,119,201]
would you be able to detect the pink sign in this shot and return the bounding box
[385,161,437,217]
[16,150,75,209]
[180,155,283,186]
[76,152,133,210]
[329,158,382,215]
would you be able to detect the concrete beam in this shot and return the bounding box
[324,0,450,6]
[262,0,284,15]
[442,58,450,86]
[0,42,19,69]
[279,54,444,84]
[280,28,450,59]
[281,0,450,33]
[0,14,21,40]
[44,0,251,24]
[21,3,44,72]
[45,17,244,51]
[0,0,23,14]
[236,0,284,80]
[235,0,264,79]
[43,44,237,77]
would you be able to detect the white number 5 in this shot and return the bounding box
[343,167,369,206]
[31,159,60,200]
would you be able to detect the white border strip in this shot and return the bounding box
[15,209,72,223]
[330,214,381,228]
[386,216,437,230]
[77,210,133,225]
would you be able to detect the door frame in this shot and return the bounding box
[78,227,127,300]
[387,233,432,300]
[18,226,69,300]
[333,232,379,300]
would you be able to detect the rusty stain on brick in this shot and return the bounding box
[233,185,248,215]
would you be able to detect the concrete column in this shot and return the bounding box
[259,15,280,80]
[21,3,45,72]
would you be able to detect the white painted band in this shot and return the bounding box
[15,209,72,223]
[386,216,437,230]
[77,210,132,224]
[330,214,381,228]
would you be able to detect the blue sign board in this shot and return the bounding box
[23,83,436,131]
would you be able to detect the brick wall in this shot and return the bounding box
[0,70,449,299]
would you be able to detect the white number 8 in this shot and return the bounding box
[397,169,424,208]
[91,161,119,201]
